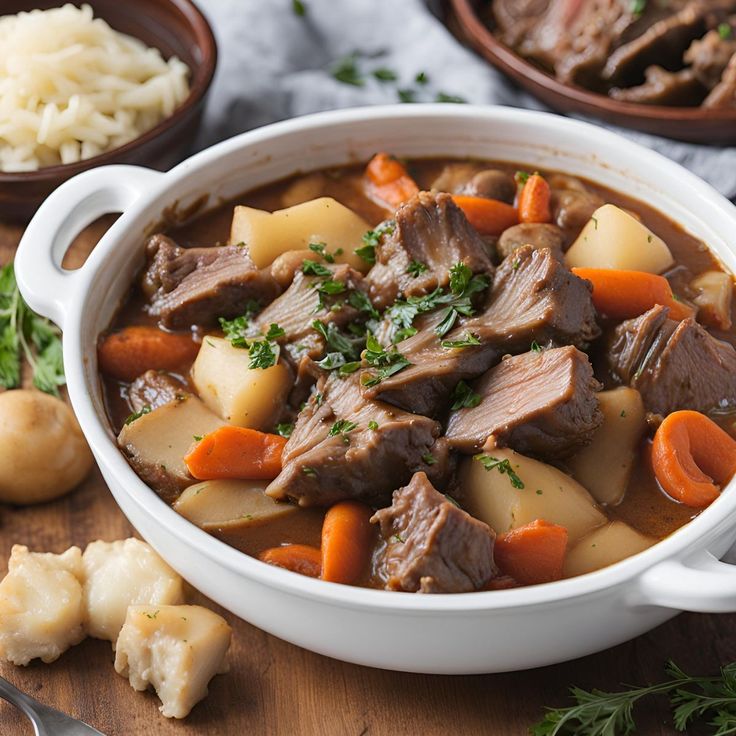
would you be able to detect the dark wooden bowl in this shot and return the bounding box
[0,0,217,221]
[449,0,736,146]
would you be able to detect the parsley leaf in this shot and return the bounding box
[530,340,542,353]
[276,423,294,438]
[309,242,335,263]
[373,67,397,82]
[435,92,467,104]
[356,220,395,265]
[331,53,363,86]
[361,333,411,387]
[422,452,437,465]
[265,323,285,340]
[125,405,151,425]
[292,0,306,15]
[328,419,358,437]
[398,88,416,103]
[441,331,481,350]
[473,454,525,489]
[247,339,278,370]
[415,71,429,85]
[406,260,428,277]
[347,290,379,320]
[450,380,481,410]
[302,260,333,278]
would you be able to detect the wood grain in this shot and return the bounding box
[0,220,734,736]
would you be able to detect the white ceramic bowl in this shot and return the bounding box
[15,105,736,674]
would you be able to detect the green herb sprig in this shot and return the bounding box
[361,333,411,387]
[473,453,524,489]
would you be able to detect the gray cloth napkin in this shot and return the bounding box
[195,0,736,200]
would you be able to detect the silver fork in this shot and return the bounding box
[0,674,107,736]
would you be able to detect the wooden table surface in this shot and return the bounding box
[0,219,733,736]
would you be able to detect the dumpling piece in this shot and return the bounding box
[0,545,85,665]
[115,604,231,719]
[82,538,185,645]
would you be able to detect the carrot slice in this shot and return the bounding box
[364,152,419,209]
[517,173,552,224]
[652,410,736,508]
[184,425,286,480]
[494,519,568,585]
[98,326,199,382]
[320,500,375,585]
[572,267,694,321]
[452,195,519,235]
[259,544,322,578]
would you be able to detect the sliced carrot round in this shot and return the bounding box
[494,519,568,585]
[652,410,736,508]
[259,544,322,578]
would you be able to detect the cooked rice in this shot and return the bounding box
[0,4,190,172]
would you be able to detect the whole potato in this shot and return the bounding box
[0,390,93,504]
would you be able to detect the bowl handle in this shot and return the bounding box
[636,550,736,612]
[15,165,163,329]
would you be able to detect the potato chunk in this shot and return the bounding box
[117,395,225,500]
[191,336,291,430]
[230,197,370,271]
[174,479,297,531]
[0,545,85,665]
[568,388,646,506]
[565,204,674,274]
[115,604,231,719]
[563,521,655,577]
[458,447,606,544]
[82,538,185,645]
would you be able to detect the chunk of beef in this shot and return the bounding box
[366,192,494,310]
[685,28,736,89]
[608,305,736,414]
[128,370,187,413]
[704,50,736,107]
[266,375,450,507]
[371,472,497,593]
[492,0,550,49]
[142,235,281,329]
[446,347,602,458]
[602,3,707,84]
[497,223,565,260]
[548,175,605,235]
[610,66,706,105]
[363,247,599,417]
[254,263,364,361]
[431,164,516,204]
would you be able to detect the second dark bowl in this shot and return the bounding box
[0,0,217,221]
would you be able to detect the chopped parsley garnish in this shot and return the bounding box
[0,263,65,395]
[719,22,733,40]
[415,71,429,85]
[302,466,317,477]
[302,259,333,278]
[309,242,335,263]
[292,0,306,16]
[620,410,627,418]
[275,423,294,438]
[124,405,151,425]
[398,88,416,103]
[406,260,429,278]
[441,331,481,349]
[264,323,285,340]
[356,220,395,264]
[630,0,646,16]
[221,316,282,369]
[591,215,599,230]
[328,419,358,437]
[422,452,437,465]
[347,290,379,320]
[373,67,398,82]
[247,339,279,370]
[392,533,405,544]
[512,257,521,271]
[361,333,411,387]
[312,319,359,358]
[435,91,467,104]
[515,170,531,186]
[331,53,363,86]
[473,454,525,489]
[368,420,379,430]
[193,434,203,441]
[530,340,542,353]
[218,300,261,346]
[450,380,481,410]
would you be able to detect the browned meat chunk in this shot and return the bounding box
[371,472,497,593]
[610,66,706,105]
[431,164,517,204]
[705,50,736,107]
[497,223,565,259]
[602,2,707,84]
[142,235,281,329]
[366,192,494,310]
[685,27,736,88]
[128,370,187,413]
[363,247,599,417]
[266,375,450,507]
[608,305,736,414]
[446,347,602,457]
[548,175,605,236]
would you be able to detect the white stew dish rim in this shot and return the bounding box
[15,105,736,619]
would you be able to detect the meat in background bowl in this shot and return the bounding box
[13,106,736,674]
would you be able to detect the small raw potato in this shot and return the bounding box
[117,395,225,500]
[691,270,733,330]
[115,604,231,719]
[230,197,371,271]
[563,521,655,577]
[82,538,185,645]
[191,336,292,430]
[0,390,93,505]
[174,479,297,531]
[0,545,85,665]
[458,447,606,544]
[568,388,646,506]
[565,204,674,274]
